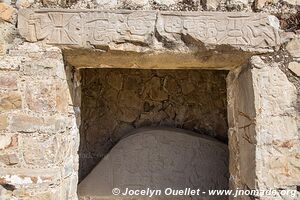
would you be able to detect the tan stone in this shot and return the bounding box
[0,3,15,23]
[0,44,5,56]
[205,0,222,10]
[95,0,118,7]
[0,154,19,165]
[10,114,66,133]
[0,114,8,130]
[288,62,300,77]
[286,37,300,59]
[0,134,17,150]
[56,82,70,113]
[255,0,278,9]
[153,0,177,5]
[0,73,18,89]
[22,134,69,166]
[25,81,56,113]
[16,0,35,9]
[146,77,168,101]
[282,0,300,5]
[0,91,22,112]
[18,10,280,52]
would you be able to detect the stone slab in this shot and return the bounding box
[78,128,228,199]
[18,9,281,52]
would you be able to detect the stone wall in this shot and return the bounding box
[227,53,300,199]
[79,68,228,180]
[0,41,79,199]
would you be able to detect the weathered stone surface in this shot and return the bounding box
[286,37,300,59]
[154,0,178,6]
[18,9,281,52]
[255,0,278,9]
[16,0,35,9]
[0,73,18,89]
[21,134,69,166]
[205,0,222,10]
[10,114,66,133]
[78,128,229,198]
[288,62,300,76]
[95,0,118,7]
[0,134,17,150]
[0,3,15,23]
[282,0,300,5]
[25,80,56,113]
[79,68,228,180]
[0,91,22,112]
[0,114,8,130]
[0,154,19,165]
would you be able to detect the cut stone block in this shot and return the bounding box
[18,9,281,52]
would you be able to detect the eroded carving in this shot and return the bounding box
[156,12,280,49]
[18,9,281,51]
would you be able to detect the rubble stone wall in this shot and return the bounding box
[79,68,228,180]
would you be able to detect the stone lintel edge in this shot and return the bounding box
[17,9,282,52]
[19,8,271,16]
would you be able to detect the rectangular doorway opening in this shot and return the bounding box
[76,67,229,199]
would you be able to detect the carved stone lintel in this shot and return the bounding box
[18,9,281,51]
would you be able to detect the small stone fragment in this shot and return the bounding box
[286,37,300,59]
[16,0,35,9]
[0,3,15,23]
[288,62,300,77]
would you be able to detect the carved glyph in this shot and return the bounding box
[18,9,281,51]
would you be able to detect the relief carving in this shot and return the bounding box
[18,9,281,51]
[157,12,280,49]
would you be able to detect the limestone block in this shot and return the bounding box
[231,0,250,6]
[25,80,56,113]
[205,0,222,10]
[0,134,17,150]
[0,114,8,130]
[0,72,18,90]
[251,58,297,118]
[78,128,229,198]
[124,0,149,7]
[21,134,70,166]
[153,0,178,5]
[18,10,281,52]
[0,154,19,166]
[0,44,4,56]
[10,114,66,133]
[282,0,300,5]
[56,82,71,114]
[288,62,300,76]
[286,37,300,59]
[95,0,118,7]
[0,91,22,112]
[16,0,35,9]
[0,3,15,23]
[255,0,278,9]
[0,56,22,71]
